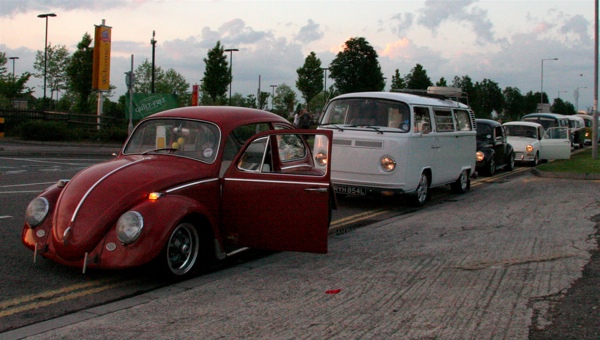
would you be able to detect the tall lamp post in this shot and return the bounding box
[150,31,157,93]
[540,58,558,105]
[270,84,277,110]
[574,87,587,112]
[38,13,57,110]
[321,67,328,108]
[9,57,19,78]
[224,48,239,106]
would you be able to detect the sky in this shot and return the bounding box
[0,0,597,112]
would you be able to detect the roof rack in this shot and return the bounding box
[391,86,469,104]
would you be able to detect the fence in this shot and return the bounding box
[0,109,121,132]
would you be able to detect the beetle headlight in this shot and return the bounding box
[25,197,49,228]
[525,145,534,153]
[380,156,396,172]
[315,152,328,166]
[476,151,484,162]
[116,211,144,245]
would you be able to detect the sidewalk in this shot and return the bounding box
[2,172,599,339]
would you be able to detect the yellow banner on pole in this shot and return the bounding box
[92,24,112,91]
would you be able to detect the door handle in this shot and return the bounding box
[305,187,328,193]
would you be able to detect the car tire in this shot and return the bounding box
[486,157,496,176]
[410,172,430,206]
[450,170,470,194]
[533,152,540,167]
[161,222,201,277]
[505,152,515,171]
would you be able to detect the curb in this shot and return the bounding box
[531,167,600,180]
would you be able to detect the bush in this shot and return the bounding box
[91,126,129,143]
[19,120,84,141]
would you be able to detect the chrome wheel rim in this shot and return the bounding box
[166,223,199,276]
[416,174,428,204]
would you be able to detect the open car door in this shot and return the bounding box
[222,129,333,254]
[539,127,571,160]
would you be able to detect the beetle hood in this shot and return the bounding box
[51,156,213,261]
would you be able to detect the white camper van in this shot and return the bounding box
[317,88,477,206]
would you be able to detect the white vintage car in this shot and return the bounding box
[503,121,571,166]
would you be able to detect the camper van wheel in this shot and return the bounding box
[450,170,470,194]
[410,173,430,207]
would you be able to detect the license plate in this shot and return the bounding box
[334,185,367,196]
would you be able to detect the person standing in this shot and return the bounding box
[299,109,312,129]
[293,109,300,128]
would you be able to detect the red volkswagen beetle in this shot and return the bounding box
[22,107,334,277]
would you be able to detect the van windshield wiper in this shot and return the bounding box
[362,126,384,134]
[319,123,345,131]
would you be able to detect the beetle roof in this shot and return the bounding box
[146,106,290,133]
[475,118,502,127]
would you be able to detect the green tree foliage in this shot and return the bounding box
[452,75,476,106]
[258,91,270,110]
[0,52,32,107]
[271,83,297,117]
[404,64,432,90]
[33,43,70,102]
[502,87,525,121]
[65,33,94,113]
[524,91,541,113]
[329,37,385,94]
[551,98,576,115]
[201,41,230,105]
[436,77,448,87]
[296,52,323,112]
[132,60,191,107]
[472,79,504,119]
[390,69,405,90]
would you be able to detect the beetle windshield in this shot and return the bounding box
[505,125,538,139]
[123,119,221,163]
[320,98,411,132]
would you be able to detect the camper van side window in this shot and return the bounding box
[454,109,473,131]
[434,110,455,132]
[413,107,431,133]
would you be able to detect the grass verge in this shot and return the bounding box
[537,147,600,173]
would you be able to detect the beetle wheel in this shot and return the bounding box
[165,222,200,276]
[506,152,515,171]
[487,157,496,176]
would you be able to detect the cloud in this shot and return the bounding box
[391,13,415,36]
[417,0,496,44]
[294,19,324,44]
[0,0,133,17]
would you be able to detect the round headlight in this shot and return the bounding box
[116,211,144,245]
[526,145,534,153]
[380,156,396,172]
[476,151,484,162]
[315,152,328,166]
[25,197,49,228]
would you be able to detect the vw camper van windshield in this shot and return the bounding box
[321,98,411,132]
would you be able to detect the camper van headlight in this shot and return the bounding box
[380,156,396,172]
[525,145,534,153]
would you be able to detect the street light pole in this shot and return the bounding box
[151,31,157,94]
[224,48,239,106]
[38,13,57,111]
[270,85,277,110]
[574,87,588,112]
[9,57,19,78]
[321,68,328,108]
[540,58,558,106]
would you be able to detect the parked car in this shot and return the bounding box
[567,115,586,149]
[503,121,571,165]
[577,113,599,145]
[475,119,515,176]
[22,107,334,277]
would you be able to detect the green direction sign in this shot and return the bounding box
[126,93,178,119]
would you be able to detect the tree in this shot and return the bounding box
[272,83,297,117]
[436,77,448,87]
[258,91,270,110]
[390,69,405,91]
[452,75,476,106]
[551,98,576,115]
[33,44,70,103]
[132,60,191,107]
[502,87,525,121]
[0,52,32,107]
[472,79,504,119]
[65,33,94,113]
[404,64,432,90]
[328,37,385,94]
[296,52,323,112]
[201,41,230,105]
[523,91,540,114]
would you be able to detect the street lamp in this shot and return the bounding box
[9,57,19,78]
[574,87,588,112]
[321,67,328,107]
[540,58,558,104]
[224,48,239,106]
[151,30,157,93]
[270,84,277,110]
[38,13,57,111]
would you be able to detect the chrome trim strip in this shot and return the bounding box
[71,158,148,222]
[165,178,219,193]
[225,178,329,187]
